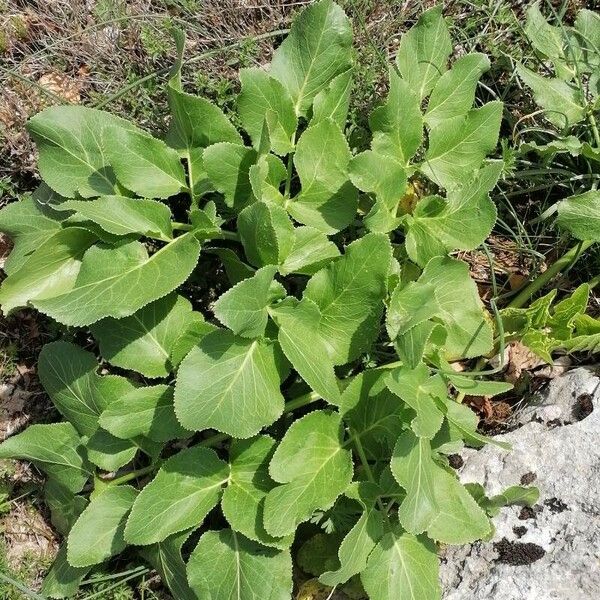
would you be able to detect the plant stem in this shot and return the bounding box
[508,240,594,309]
[106,462,161,487]
[352,433,390,519]
[171,223,240,242]
[172,221,193,231]
[589,111,600,148]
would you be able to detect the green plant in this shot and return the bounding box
[5,1,596,598]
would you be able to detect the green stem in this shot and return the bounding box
[172,221,193,231]
[352,433,390,520]
[588,111,600,148]
[508,240,594,309]
[171,223,240,242]
[106,462,161,487]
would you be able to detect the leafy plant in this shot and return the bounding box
[0,2,557,598]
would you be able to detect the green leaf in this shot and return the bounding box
[237,201,295,267]
[0,227,96,314]
[56,196,173,240]
[249,154,287,204]
[27,106,144,197]
[396,5,452,100]
[425,53,490,126]
[203,143,258,211]
[516,64,586,128]
[386,281,441,341]
[303,233,392,364]
[274,298,341,405]
[187,529,293,600]
[0,195,64,275]
[426,468,492,544]
[105,128,187,198]
[44,479,87,536]
[209,247,255,285]
[67,485,138,567]
[0,423,90,492]
[395,321,444,369]
[237,68,297,155]
[312,68,353,128]
[298,533,343,577]
[443,373,513,397]
[391,431,440,534]
[369,70,423,165]
[270,0,353,116]
[140,529,199,600]
[125,446,229,546]
[361,525,440,600]
[41,546,89,599]
[85,428,139,471]
[221,435,292,548]
[556,190,600,241]
[405,162,501,266]
[91,294,197,378]
[38,341,107,437]
[279,226,340,275]
[385,365,445,439]
[486,486,540,516]
[174,329,286,438]
[100,384,189,443]
[264,410,353,537]
[34,233,200,326]
[170,313,218,368]
[575,9,600,72]
[213,266,280,338]
[421,102,503,189]
[290,119,357,233]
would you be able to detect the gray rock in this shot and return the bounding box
[441,367,600,600]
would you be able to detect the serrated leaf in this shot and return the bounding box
[100,384,188,443]
[312,68,353,128]
[556,190,600,241]
[0,227,96,314]
[405,162,501,266]
[222,435,292,548]
[27,105,144,197]
[421,102,503,189]
[213,266,280,338]
[264,411,353,537]
[91,294,197,378]
[44,479,87,536]
[386,281,441,341]
[105,128,187,198]
[369,70,423,165]
[395,321,443,369]
[187,529,293,600]
[0,423,90,492]
[57,196,173,240]
[270,0,353,116]
[290,119,357,233]
[303,233,392,364]
[203,142,258,211]
[391,431,440,534]
[279,226,340,275]
[85,428,138,471]
[34,233,200,326]
[425,53,490,126]
[170,312,218,368]
[385,365,445,439]
[249,154,287,204]
[274,298,341,405]
[67,485,138,567]
[41,545,89,599]
[237,201,295,267]
[174,329,286,438]
[361,525,440,600]
[125,446,229,545]
[516,64,586,128]
[238,68,297,155]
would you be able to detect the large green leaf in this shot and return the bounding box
[303,233,392,364]
[221,436,292,548]
[396,5,452,100]
[263,411,353,537]
[0,227,96,314]
[41,545,89,599]
[270,0,353,116]
[125,446,229,545]
[174,329,286,438]
[34,233,200,326]
[44,479,87,537]
[91,294,198,378]
[279,226,340,275]
[361,525,440,600]
[237,68,297,155]
[187,529,293,600]
[405,162,502,266]
[421,102,503,190]
[290,119,357,233]
[27,106,143,197]
[311,68,353,128]
[556,190,600,241]
[369,70,423,165]
[0,423,90,492]
[67,485,138,567]
[85,427,139,472]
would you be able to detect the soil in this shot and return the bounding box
[518,506,537,521]
[544,497,569,514]
[448,454,464,469]
[571,393,594,422]
[520,471,537,485]
[512,526,528,538]
[493,537,546,566]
